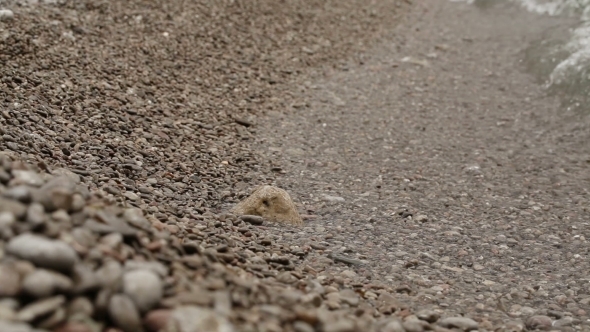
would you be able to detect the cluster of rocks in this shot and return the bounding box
[0,152,497,332]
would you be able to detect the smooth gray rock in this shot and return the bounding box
[6,233,79,273]
[165,306,234,332]
[109,294,144,332]
[22,269,73,298]
[122,269,163,313]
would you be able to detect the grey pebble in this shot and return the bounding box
[104,186,120,195]
[0,304,16,321]
[381,319,405,332]
[123,191,139,201]
[240,214,264,225]
[11,170,45,187]
[22,269,73,298]
[31,176,76,212]
[123,208,151,230]
[96,260,123,288]
[94,210,138,236]
[4,185,32,203]
[525,315,553,330]
[0,211,15,238]
[108,294,144,332]
[70,227,96,247]
[416,309,440,323]
[26,203,46,229]
[0,306,16,322]
[293,321,315,332]
[553,316,575,328]
[16,295,65,322]
[403,320,425,332]
[6,233,79,273]
[166,306,234,332]
[70,194,86,212]
[439,317,479,331]
[322,194,345,203]
[71,263,100,294]
[51,168,81,184]
[122,269,163,313]
[323,319,355,332]
[67,296,94,317]
[0,197,27,219]
[338,289,359,306]
[0,264,21,297]
[0,321,33,332]
[124,260,168,278]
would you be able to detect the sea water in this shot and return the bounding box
[453,0,590,113]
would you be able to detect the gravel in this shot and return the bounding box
[1,0,589,331]
[254,1,590,331]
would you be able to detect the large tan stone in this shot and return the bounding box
[231,185,303,226]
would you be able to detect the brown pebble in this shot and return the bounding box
[165,224,180,234]
[144,309,172,332]
[53,322,93,332]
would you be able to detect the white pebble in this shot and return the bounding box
[0,9,14,22]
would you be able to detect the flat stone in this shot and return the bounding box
[0,321,33,332]
[123,208,151,230]
[525,315,553,330]
[16,295,66,322]
[0,264,21,297]
[123,191,139,200]
[439,317,479,331]
[94,210,138,236]
[22,269,73,298]
[322,194,345,203]
[6,233,79,273]
[240,215,264,225]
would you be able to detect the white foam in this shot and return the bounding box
[511,1,590,88]
[453,0,590,89]
[549,23,590,86]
